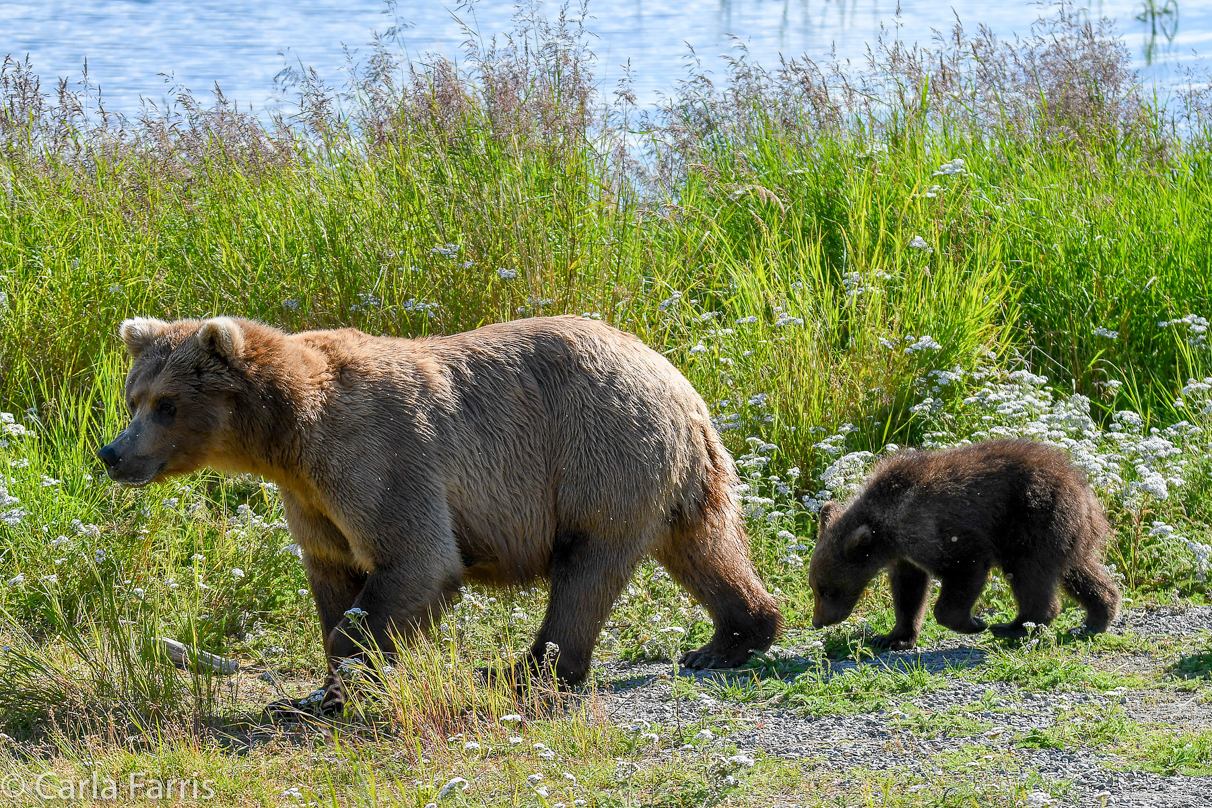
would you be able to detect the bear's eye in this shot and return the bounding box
[126,398,136,415]
[154,399,177,419]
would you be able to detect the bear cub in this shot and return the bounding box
[809,439,1120,649]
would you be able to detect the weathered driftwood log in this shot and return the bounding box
[158,637,239,676]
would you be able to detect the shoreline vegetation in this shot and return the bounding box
[1,2,1212,805]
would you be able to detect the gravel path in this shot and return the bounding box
[595,606,1212,807]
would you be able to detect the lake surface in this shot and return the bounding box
[1,1,1208,116]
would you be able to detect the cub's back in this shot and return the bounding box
[863,439,1100,557]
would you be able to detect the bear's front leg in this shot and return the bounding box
[268,498,367,718]
[321,563,462,712]
[871,561,931,650]
[932,570,989,635]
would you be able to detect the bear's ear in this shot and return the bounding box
[818,501,839,532]
[119,317,169,358]
[197,317,245,362]
[843,524,875,558]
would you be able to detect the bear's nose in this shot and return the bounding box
[97,443,121,469]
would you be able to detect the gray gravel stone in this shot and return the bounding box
[592,605,1212,807]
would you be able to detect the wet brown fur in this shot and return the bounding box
[808,439,1120,649]
[101,315,782,711]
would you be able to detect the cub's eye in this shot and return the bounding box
[126,398,136,415]
[154,399,177,418]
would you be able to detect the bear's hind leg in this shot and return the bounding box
[990,566,1062,639]
[933,570,990,635]
[527,529,649,686]
[871,561,930,650]
[1062,561,1120,634]
[656,518,781,671]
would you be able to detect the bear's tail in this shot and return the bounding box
[655,424,782,669]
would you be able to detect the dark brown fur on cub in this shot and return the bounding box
[98,315,782,713]
[809,439,1119,649]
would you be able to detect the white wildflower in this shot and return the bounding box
[436,777,468,799]
[932,157,966,176]
[905,335,942,353]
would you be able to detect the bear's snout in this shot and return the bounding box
[96,429,166,485]
[96,442,121,470]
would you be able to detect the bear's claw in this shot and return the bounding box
[264,686,345,720]
[869,632,918,651]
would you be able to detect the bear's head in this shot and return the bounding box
[97,317,248,486]
[808,501,885,629]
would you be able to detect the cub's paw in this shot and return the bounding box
[869,632,918,651]
[1070,622,1107,637]
[942,617,987,635]
[679,644,753,671]
[989,622,1030,639]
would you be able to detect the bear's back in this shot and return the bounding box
[287,317,718,580]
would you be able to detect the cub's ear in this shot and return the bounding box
[197,317,245,361]
[119,317,169,358]
[843,524,875,558]
[818,501,839,532]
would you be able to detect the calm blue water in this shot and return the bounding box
[1,1,1207,115]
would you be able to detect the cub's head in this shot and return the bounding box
[97,317,248,486]
[808,501,885,629]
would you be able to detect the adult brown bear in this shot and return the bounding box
[98,315,782,713]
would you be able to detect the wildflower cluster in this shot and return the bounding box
[1149,521,1212,577]
[908,364,1206,509]
[880,334,942,354]
[226,502,289,539]
[932,157,966,177]
[734,438,809,567]
[1160,314,1210,349]
[0,412,31,527]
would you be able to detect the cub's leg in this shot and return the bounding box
[933,568,990,635]
[1062,560,1120,634]
[990,565,1062,639]
[871,561,931,650]
[525,529,651,686]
